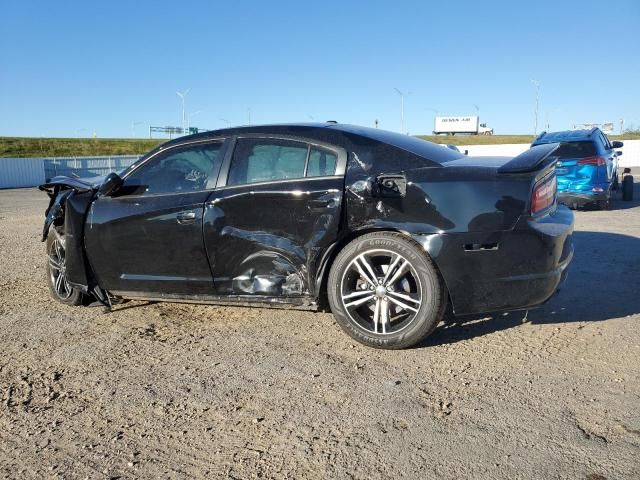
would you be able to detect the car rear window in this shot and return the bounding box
[536,141,596,159]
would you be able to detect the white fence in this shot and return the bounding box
[458,139,640,168]
[0,158,46,189]
[0,155,140,189]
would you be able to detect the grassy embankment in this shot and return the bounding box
[2,132,640,157]
[0,137,165,158]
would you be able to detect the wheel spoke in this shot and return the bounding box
[353,259,376,287]
[387,290,421,305]
[55,272,64,293]
[358,254,378,285]
[48,256,61,271]
[385,259,408,287]
[380,298,389,334]
[387,295,419,313]
[343,289,373,300]
[382,254,401,284]
[54,241,63,261]
[372,298,381,333]
[344,294,375,309]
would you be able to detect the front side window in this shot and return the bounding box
[123,142,223,195]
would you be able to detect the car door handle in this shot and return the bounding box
[176,212,197,224]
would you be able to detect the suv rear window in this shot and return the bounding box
[542,141,596,159]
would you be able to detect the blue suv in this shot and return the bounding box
[531,128,623,209]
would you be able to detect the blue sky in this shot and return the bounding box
[1,0,639,138]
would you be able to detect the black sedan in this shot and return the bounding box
[40,123,574,349]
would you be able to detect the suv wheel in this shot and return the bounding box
[327,232,445,349]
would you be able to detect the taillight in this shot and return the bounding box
[531,175,556,215]
[578,156,606,166]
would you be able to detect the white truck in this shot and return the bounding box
[433,115,493,135]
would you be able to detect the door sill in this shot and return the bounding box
[110,291,319,311]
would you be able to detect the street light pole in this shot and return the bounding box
[176,88,191,134]
[187,111,201,132]
[394,88,405,134]
[531,80,540,136]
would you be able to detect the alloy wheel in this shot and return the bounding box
[340,249,423,335]
[48,237,73,300]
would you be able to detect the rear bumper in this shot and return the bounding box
[558,190,608,207]
[413,205,574,316]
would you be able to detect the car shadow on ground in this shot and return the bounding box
[422,228,640,348]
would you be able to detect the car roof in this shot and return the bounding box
[532,128,599,144]
[162,122,463,164]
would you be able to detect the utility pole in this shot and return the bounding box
[176,88,191,134]
[531,80,540,136]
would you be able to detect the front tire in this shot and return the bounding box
[46,231,84,306]
[327,232,445,349]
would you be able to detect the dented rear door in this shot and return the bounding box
[203,136,346,298]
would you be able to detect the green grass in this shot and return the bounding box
[417,131,640,146]
[0,137,165,158]
[416,134,535,146]
[2,131,640,158]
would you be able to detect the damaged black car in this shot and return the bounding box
[40,123,574,349]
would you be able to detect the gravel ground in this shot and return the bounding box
[1,182,639,479]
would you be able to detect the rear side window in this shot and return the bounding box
[552,141,597,159]
[227,139,338,185]
[307,147,337,177]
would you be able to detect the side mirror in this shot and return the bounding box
[616,151,623,156]
[611,140,624,148]
[464,150,469,155]
[98,172,123,196]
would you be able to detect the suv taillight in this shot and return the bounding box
[578,156,606,166]
[531,175,556,215]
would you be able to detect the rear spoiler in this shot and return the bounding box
[498,143,560,174]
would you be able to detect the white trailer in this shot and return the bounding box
[433,115,493,135]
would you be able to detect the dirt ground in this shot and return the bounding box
[1,182,639,480]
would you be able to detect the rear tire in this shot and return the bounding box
[46,231,84,306]
[327,232,445,349]
[622,175,634,201]
[597,197,611,210]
